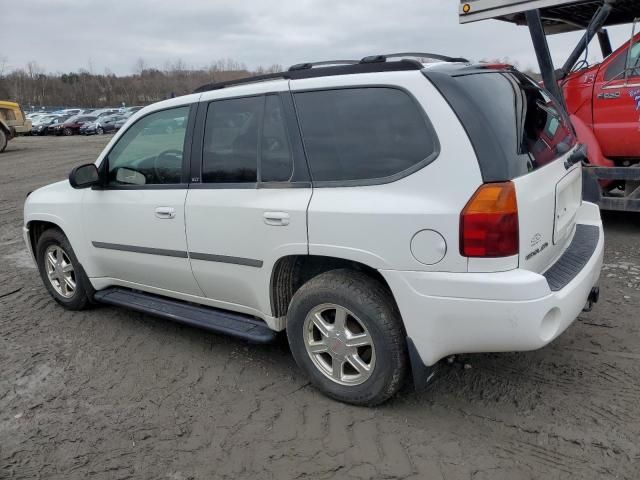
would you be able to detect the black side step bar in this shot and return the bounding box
[94,288,277,344]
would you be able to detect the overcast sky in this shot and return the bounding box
[2,0,634,75]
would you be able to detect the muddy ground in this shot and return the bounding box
[1,135,639,479]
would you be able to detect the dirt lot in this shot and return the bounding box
[1,135,639,480]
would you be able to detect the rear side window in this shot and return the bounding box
[294,87,438,183]
[202,95,294,184]
[203,97,261,183]
[454,72,576,178]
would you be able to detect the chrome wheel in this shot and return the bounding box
[303,303,376,386]
[44,245,76,298]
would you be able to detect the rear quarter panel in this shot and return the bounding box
[295,71,483,272]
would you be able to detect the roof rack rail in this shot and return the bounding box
[360,52,470,64]
[289,60,359,71]
[194,72,289,93]
[194,57,432,94]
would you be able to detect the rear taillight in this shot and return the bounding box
[460,182,519,257]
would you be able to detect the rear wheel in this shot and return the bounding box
[0,129,7,153]
[36,229,92,310]
[287,269,408,406]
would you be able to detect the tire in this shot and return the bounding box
[0,129,7,153]
[97,126,104,135]
[36,228,92,310]
[63,127,73,136]
[287,269,408,406]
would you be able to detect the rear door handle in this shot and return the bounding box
[155,206,176,219]
[263,211,290,226]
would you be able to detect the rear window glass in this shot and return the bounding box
[454,72,576,178]
[294,87,438,183]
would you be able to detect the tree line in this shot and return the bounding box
[0,58,282,109]
[0,56,540,110]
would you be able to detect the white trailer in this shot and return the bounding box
[460,0,639,33]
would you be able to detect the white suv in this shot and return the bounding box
[23,54,604,405]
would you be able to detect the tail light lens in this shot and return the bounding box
[460,182,519,257]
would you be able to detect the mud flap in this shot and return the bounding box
[407,337,438,392]
[582,168,602,204]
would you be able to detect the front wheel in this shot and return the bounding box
[36,229,92,310]
[97,126,104,135]
[63,127,73,136]
[287,269,408,406]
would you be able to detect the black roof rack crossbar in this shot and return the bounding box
[194,59,426,93]
[361,52,470,64]
[289,60,359,71]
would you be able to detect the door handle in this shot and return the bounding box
[263,211,290,226]
[155,206,176,219]
[597,91,620,99]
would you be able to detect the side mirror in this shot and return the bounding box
[69,163,100,189]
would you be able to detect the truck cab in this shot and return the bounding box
[0,100,32,153]
[563,31,640,164]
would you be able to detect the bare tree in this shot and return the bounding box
[0,58,267,107]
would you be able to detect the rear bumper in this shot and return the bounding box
[381,202,604,367]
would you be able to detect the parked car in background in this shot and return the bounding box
[0,100,32,152]
[113,112,135,131]
[31,114,68,135]
[81,114,124,135]
[46,116,73,135]
[123,106,143,114]
[91,108,120,118]
[53,108,82,116]
[79,119,97,135]
[52,115,97,136]
[27,112,49,122]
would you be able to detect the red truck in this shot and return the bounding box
[564,31,640,163]
[460,0,640,211]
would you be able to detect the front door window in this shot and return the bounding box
[106,106,190,186]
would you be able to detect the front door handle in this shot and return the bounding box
[263,211,290,226]
[155,206,176,219]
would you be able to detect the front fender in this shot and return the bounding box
[24,181,89,268]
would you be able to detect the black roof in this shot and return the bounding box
[497,0,640,34]
[194,53,469,93]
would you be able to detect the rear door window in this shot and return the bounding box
[293,87,438,184]
[453,72,576,178]
[202,96,261,183]
[202,95,295,184]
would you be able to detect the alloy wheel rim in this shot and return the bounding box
[303,303,376,386]
[44,245,76,299]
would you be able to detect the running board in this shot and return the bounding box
[94,288,277,344]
